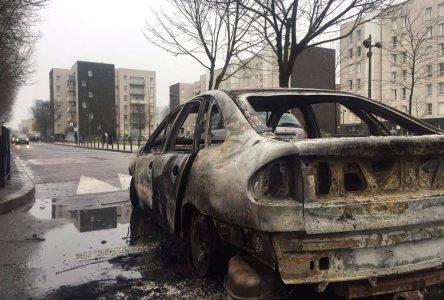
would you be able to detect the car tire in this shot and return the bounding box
[129,178,140,209]
[189,210,218,277]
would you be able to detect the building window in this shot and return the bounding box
[440,83,444,94]
[440,4,444,16]
[348,48,353,59]
[392,36,397,48]
[82,102,87,108]
[81,80,86,87]
[402,69,407,81]
[427,103,433,115]
[391,54,397,65]
[392,71,397,83]
[402,52,407,63]
[391,18,397,29]
[56,75,60,81]
[440,63,444,76]
[356,62,361,73]
[348,34,353,43]
[427,26,432,38]
[440,24,444,37]
[427,46,433,59]
[348,80,353,90]
[357,46,361,57]
[357,78,361,89]
[56,85,60,91]
[89,91,93,98]
[391,89,397,100]
[425,7,432,20]
[124,95,127,101]
[400,15,407,27]
[427,65,433,78]
[88,70,93,77]
[356,29,361,41]
[440,43,444,56]
[427,84,433,96]
[402,87,406,99]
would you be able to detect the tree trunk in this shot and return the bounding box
[279,69,291,87]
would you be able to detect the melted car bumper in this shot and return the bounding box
[272,222,444,285]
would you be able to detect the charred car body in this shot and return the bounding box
[129,89,444,299]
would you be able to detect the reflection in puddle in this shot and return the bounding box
[28,198,53,220]
[52,204,132,233]
[26,197,171,297]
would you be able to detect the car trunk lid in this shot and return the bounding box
[295,135,444,234]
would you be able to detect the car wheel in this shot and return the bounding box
[189,211,218,277]
[129,178,140,209]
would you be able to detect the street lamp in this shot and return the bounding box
[362,34,382,99]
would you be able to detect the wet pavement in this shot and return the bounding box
[0,143,224,299]
[1,143,443,300]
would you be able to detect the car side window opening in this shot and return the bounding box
[206,102,226,147]
[146,109,180,154]
[169,101,201,152]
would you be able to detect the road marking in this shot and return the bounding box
[118,173,132,190]
[76,176,121,194]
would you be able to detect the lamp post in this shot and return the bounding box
[362,35,382,99]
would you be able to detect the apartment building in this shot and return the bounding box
[50,63,156,139]
[49,69,71,138]
[115,69,156,138]
[340,0,444,129]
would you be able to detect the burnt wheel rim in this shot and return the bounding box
[190,213,211,276]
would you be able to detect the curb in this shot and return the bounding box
[53,142,138,154]
[0,158,35,214]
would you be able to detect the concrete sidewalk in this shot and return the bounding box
[0,155,35,214]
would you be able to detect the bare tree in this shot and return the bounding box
[32,101,51,139]
[0,0,48,124]
[236,0,399,87]
[145,0,259,89]
[385,8,439,116]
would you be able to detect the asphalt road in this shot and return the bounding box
[0,143,224,300]
[1,143,443,300]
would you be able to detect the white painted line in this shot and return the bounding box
[76,176,121,195]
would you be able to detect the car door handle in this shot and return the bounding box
[172,165,179,177]
[149,161,153,169]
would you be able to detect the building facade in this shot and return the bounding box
[49,69,71,138]
[115,69,156,138]
[169,47,337,132]
[340,0,444,129]
[50,62,156,139]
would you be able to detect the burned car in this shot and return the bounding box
[129,89,444,299]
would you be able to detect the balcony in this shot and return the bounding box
[129,78,145,86]
[67,95,76,103]
[67,84,76,93]
[67,106,76,113]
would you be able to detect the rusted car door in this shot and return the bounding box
[151,100,205,232]
[134,109,180,209]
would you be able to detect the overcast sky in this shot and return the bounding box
[7,0,204,129]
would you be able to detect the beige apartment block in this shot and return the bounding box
[49,68,71,136]
[115,69,156,138]
[340,0,444,128]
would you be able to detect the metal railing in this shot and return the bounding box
[0,126,11,188]
[72,135,145,153]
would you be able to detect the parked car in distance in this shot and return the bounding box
[129,89,444,299]
[15,134,29,145]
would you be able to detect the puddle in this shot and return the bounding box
[25,193,167,298]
